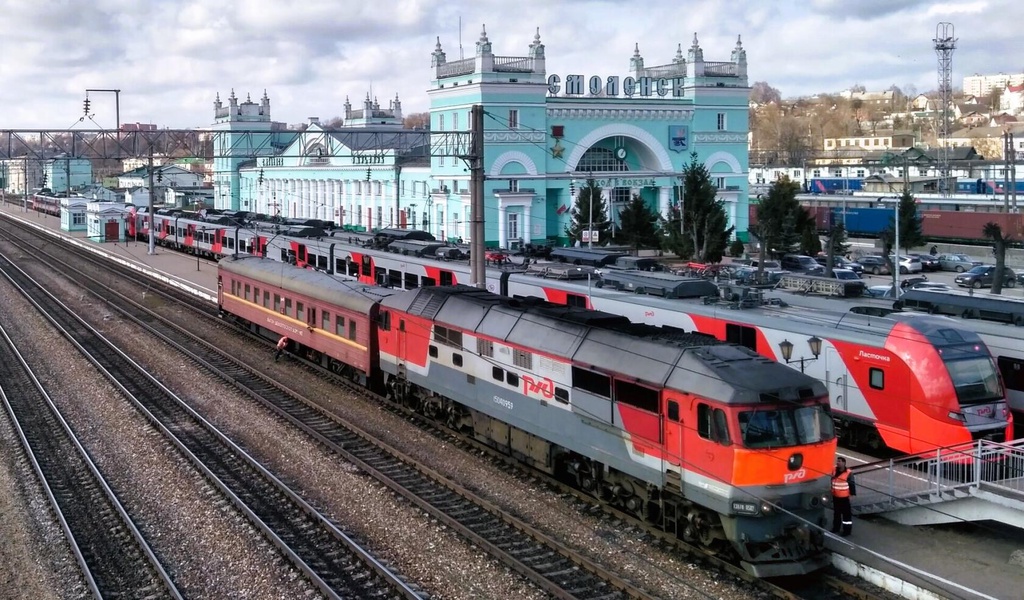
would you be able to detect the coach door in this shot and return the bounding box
[825,347,848,413]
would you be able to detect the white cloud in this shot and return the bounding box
[0,0,1020,128]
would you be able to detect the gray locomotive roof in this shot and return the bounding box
[220,256,395,312]
[381,286,824,404]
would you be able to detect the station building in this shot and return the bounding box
[213,28,751,247]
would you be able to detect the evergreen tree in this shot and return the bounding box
[893,189,925,253]
[752,175,802,279]
[663,152,733,262]
[564,179,611,246]
[821,223,850,276]
[616,193,662,254]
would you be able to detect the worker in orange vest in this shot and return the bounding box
[274,336,290,362]
[831,457,857,536]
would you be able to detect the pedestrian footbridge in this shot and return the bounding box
[851,439,1024,528]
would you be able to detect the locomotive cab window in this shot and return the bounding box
[453,353,463,367]
[698,403,731,445]
[572,366,610,398]
[869,367,884,390]
[428,345,438,358]
[492,366,504,381]
[554,387,569,404]
[668,400,680,422]
[440,271,454,286]
[506,372,519,387]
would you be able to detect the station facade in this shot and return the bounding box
[213,28,751,247]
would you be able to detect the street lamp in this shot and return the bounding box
[778,336,823,373]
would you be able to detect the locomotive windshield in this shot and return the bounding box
[738,405,835,449]
[943,355,1003,405]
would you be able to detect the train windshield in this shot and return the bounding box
[944,356,1003,405]
[738,405,835,449]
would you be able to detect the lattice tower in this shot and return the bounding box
[934,22,957,196]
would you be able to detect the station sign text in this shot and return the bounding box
[547,75,684,98]
[259,156,284,167]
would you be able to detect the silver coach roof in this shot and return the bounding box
[220,255,396,312]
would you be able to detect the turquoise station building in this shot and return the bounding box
[212,27,751,247]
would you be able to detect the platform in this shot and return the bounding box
[2,200,1023,600]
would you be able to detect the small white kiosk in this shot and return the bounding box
[60,196,89,232]
[86,202,130,242]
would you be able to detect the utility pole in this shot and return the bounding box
[1005,131,1012,213]
[469,104,486,289]
[85,89,121,132]
[148,149,156,255]
[933,23,956,196]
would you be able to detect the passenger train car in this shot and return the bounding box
[119,209,1014,454]
[257,235,1013,455]
[218,255,837,577]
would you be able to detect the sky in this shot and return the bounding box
[1,0,1021,129]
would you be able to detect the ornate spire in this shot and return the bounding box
[246,92,251,103]
[674,43,684,64]
[629,43,644,74]
[262,89,269,102]
[731,34,747,65]
[431,36,447,67]
[688,32,703,63]
[529,27,545,58]
[476,24,492,55]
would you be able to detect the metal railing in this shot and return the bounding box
[437,58,475,78]
[852,439,1024,512]
[492,56,535,73]
[703,61,739,77]
[640,64,686,79]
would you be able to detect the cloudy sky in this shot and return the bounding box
[0,0,1019,129]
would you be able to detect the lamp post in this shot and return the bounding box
[778,336,823,373]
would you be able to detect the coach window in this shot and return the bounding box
[284,298,292,317]
[274,294,281,312]
[404,273,418,289]
[244,284,251,301]
[263,291,270,308]
[361,256,372,276]
[440,271,454,286]
[322,311,330,331]
[869,367,884,390]
[429,345,438,358]
[349,321,357,340]
[421,276,436,287]
[308,307,316,326]
[668,400,680,422]
[554,387,569,404]
[335,315,345,336]
[506,372,520,387]
[566,293,587,308]
[453,353,463,367]
[296,302,305,322]
[725,323,756,351]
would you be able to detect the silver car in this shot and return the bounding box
[937,253,982,273]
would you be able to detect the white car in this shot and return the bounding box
[890,255,923,274]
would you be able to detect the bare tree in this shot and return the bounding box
[403,112,430,130]
[750,81,782,105]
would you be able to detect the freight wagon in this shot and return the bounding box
[807,178,863,194]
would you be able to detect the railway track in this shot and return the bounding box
[0,322,180,599]
[0,214,896,600]
[0,249,422,600]
[0,208,659,600]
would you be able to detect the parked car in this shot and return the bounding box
[780,254,819,272]
[814,254,863,275]
[857,255,890,275]
[822,268,866,297]
[865,280,950,298]
[890,255,923,274]
[909,253,941,272]
[954,265,1017,289]
[937,253,982,273]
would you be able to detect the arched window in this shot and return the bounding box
[577,147,629,173]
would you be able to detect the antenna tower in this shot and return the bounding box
[934,22,957,196]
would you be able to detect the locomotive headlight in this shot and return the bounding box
[948,411,967,422]
[760,502,774,515]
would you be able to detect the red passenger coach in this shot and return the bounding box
[217,256,396,386]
